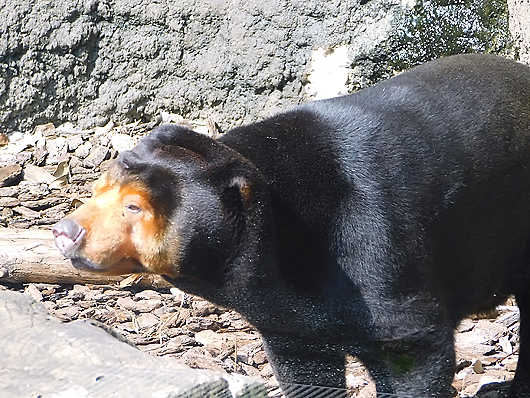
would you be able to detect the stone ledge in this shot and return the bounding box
[0,290,267,398]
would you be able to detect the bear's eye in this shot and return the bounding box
[125,204,141,213]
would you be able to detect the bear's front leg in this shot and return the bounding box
[260,332,348,397]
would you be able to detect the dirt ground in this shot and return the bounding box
[0,122,522,397]
[0,279,520,398]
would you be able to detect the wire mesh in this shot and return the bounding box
[155,371,414,398]
[176,379,240,397]
[182,381,414,398]
[268,384,348,398]
[266,383,412,398]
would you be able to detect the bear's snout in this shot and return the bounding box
[53,218,86,257]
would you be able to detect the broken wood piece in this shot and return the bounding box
[0,227,172,288]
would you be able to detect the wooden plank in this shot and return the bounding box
[0,227,171,288]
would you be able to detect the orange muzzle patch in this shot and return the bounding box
[58,173,177,277]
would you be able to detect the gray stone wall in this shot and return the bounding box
[0,0,403,133]
[0,0,524,135]
[509,0,530,65]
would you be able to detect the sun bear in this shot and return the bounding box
[54,54,530,397]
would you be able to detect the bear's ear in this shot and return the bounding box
[221,175,255,214]
[146,124,228,162]
[229,176,253,210]
[118,149,142,170]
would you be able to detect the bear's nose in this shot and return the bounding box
[53,218,86,256]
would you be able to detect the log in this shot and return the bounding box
[0,227,172,288]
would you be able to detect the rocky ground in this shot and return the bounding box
[0,121,522,397]
[0,280,521,398]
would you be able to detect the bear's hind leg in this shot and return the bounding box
[511,289,530,397]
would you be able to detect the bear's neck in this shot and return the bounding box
[165,191,280,309]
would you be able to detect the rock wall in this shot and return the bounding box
[0,0,399,133]
[508,0,530,65]
[0,0,523,135]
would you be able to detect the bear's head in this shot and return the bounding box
[53,125,269,284]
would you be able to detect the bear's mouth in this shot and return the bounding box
[71,256,148,275]
[70,257,101,272]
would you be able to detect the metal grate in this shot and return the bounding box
[268,384,349,398]
[177,379,411,398]
[177,380,236,397]
[267,383,411,398]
